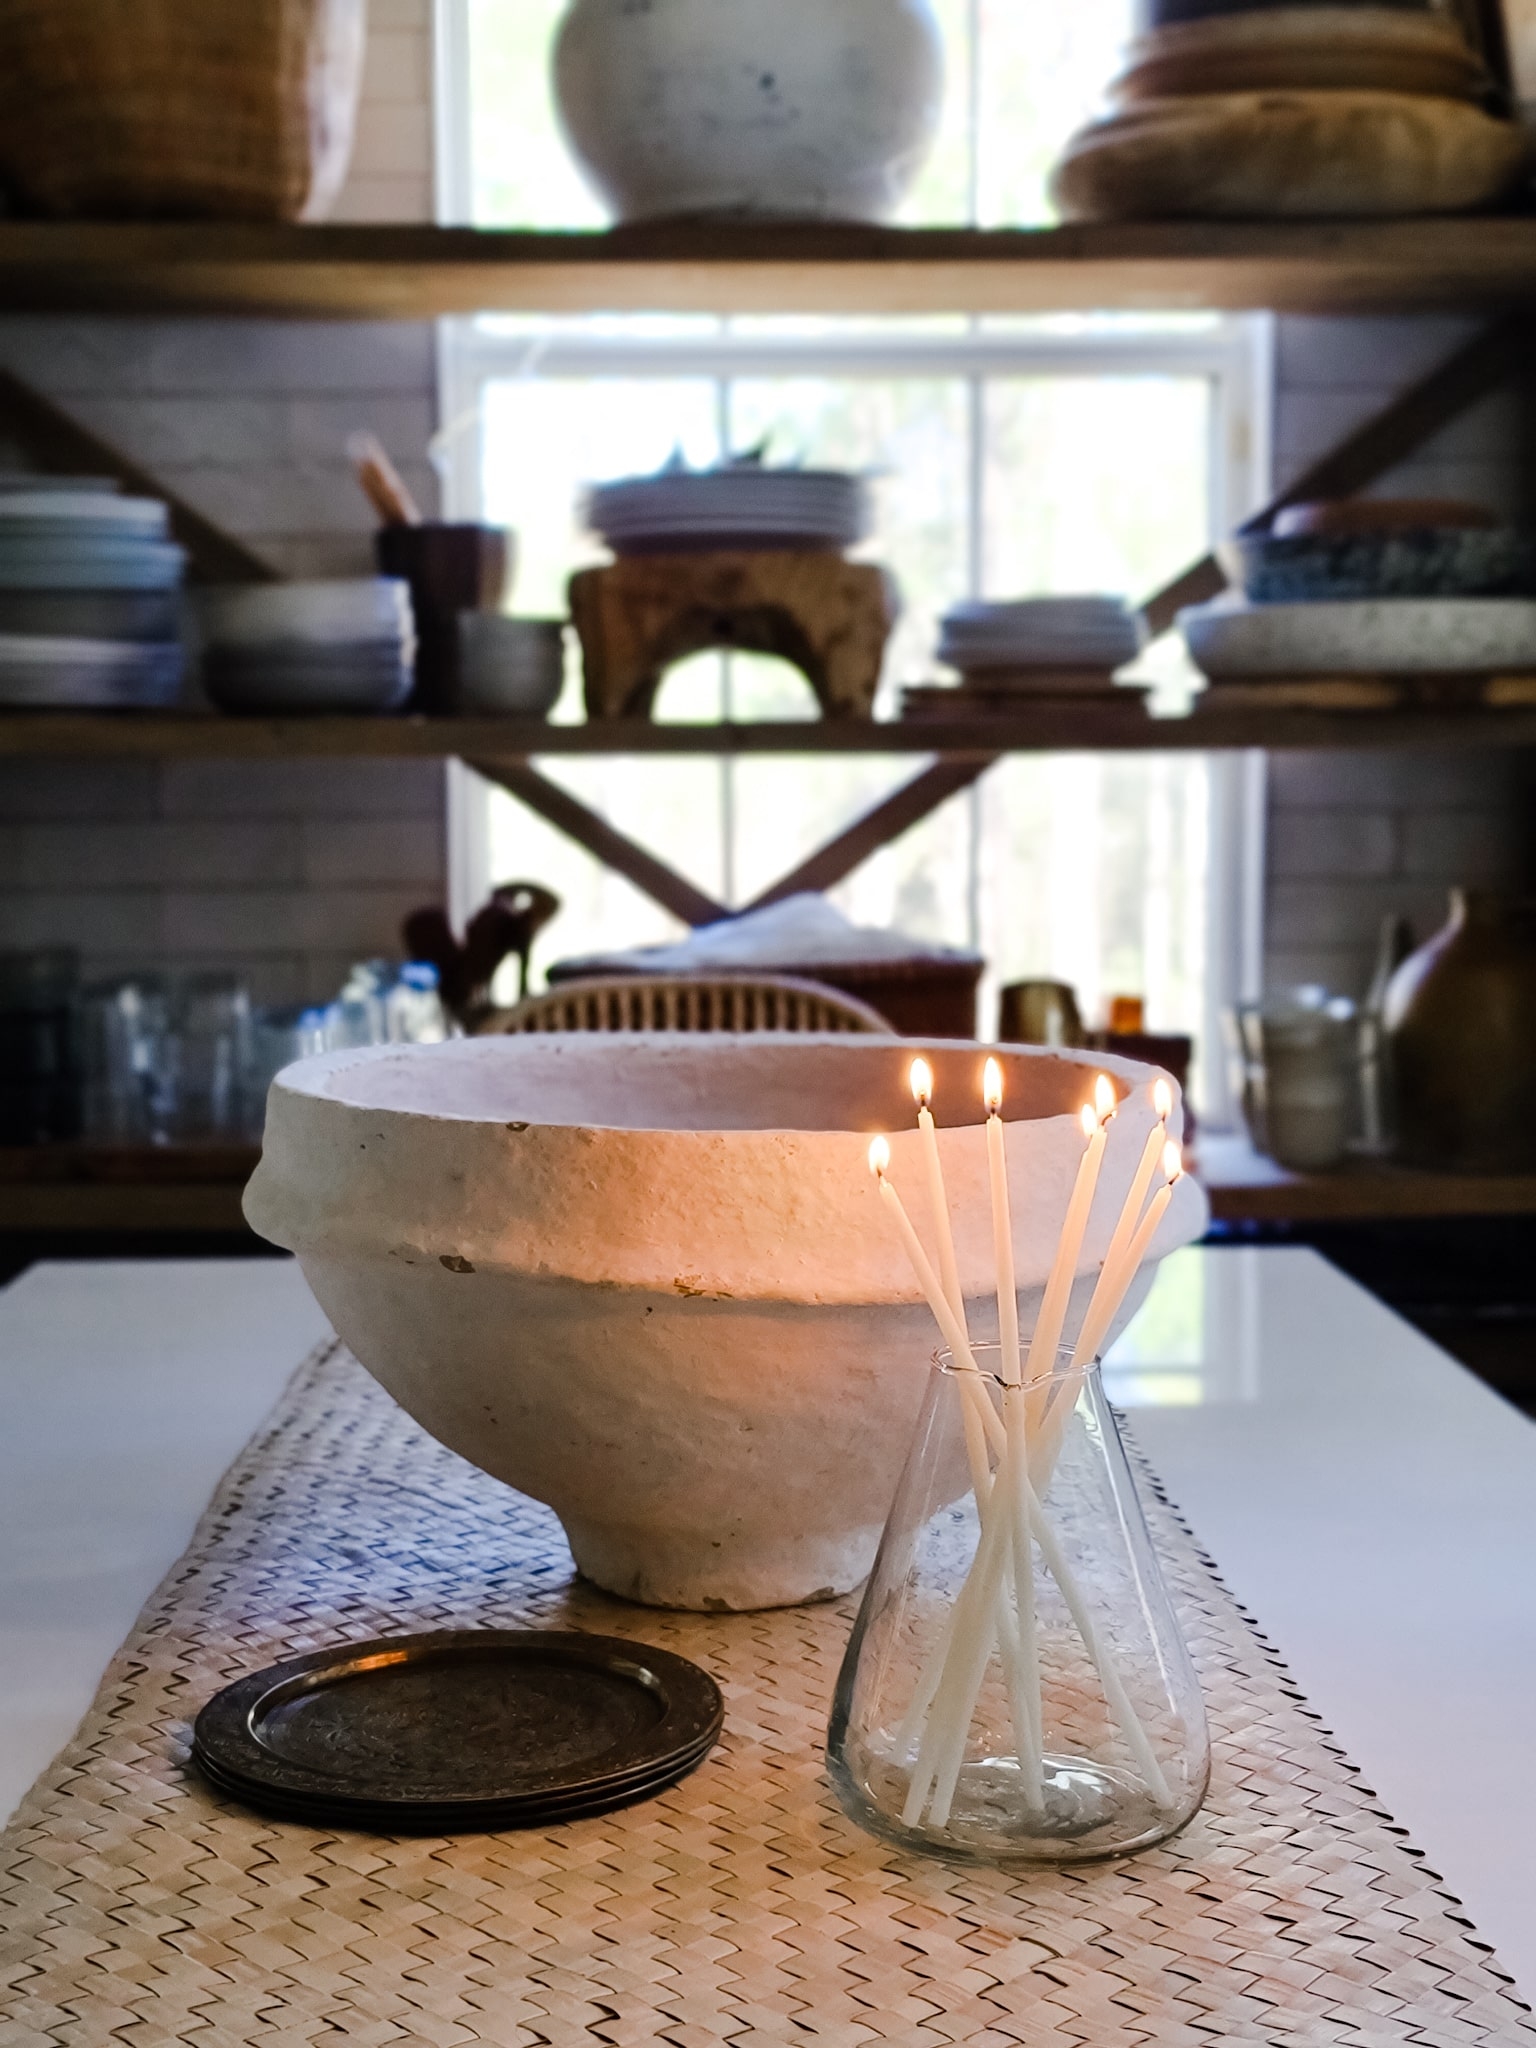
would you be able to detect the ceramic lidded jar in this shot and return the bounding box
[551,0,945,223]
[1384,890,1536,1171]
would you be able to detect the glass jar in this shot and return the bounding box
[827,1344,1208,1865]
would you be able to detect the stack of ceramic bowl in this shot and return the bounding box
[903,597,1148,719]
[199,580,415,715]
[585,463,870,554]
[0,477,185,709]
[453,615,567,716]
[1051,5,1523,220]
[1180,499,1536,710]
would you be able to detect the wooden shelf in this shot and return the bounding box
[1198,1133,1536,1224]
[4,218,1536,319]
[0,1143,257,1234]
[3,707,1536,759]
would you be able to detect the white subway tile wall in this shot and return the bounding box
[0,0,446,1005]
[1265,315,1533,1000]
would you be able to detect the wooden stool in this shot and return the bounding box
[569,550,898,722]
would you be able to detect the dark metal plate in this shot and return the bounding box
[193,1742,718,1835]
[192,1630,723,1830]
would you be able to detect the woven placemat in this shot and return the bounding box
[1,1338,1531,2047]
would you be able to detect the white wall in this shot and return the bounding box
[0,0,447,1007]
[1264,315,1533,997]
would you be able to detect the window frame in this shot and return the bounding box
[429,2,1273,1127]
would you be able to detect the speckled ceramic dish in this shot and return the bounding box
[1228,528,1536,604]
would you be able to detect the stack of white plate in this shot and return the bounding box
[199,581,416,715]
[937,597,1144,680]
[0,479,186,709]
[585,466,870,555]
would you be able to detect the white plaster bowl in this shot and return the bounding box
[245,1035,1208,1610]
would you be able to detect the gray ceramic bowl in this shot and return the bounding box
[455,614,566,715]
[1226,527,1536,605]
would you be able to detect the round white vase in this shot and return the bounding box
[551,0,946,223]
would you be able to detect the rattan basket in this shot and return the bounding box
[0,0,366,221]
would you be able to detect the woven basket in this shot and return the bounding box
[0,0,366,221]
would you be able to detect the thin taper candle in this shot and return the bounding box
[1074,1142,1183,1369]
[868,1137,977,1377]
[1023,1076,1113,1384]
[982,1058,1022,1386]
[910,1057,966,1328]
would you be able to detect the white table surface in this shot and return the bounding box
[2,1247,1533,2002]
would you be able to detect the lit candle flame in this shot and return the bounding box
[909,1056,934,1109]
[868,1134,891,1178]
[983,1056,1003,1116]
[1094,1073,1116,1123]
[1153,1077,1173,1121]
[1163,1139,1183,1183]
[1079,1104,1096,1140]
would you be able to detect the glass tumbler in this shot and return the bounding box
[827,1344,1209,1865]
[159,974,253,1141]
[78,977,172,1142]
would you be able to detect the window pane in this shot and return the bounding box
[975,0,1135,227]
[728,375,970,704]
[976,754,1210,1045]
[479,373,720,630]
[466,0,601,229]
[982,377,1210,600]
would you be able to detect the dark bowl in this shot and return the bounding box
[1226,527,1536,604]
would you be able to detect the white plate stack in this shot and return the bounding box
[937,597,1144,680]
[585,466,870,555]
[0,478,186,709]
[199,581,416,715]
[905,596,1148,720]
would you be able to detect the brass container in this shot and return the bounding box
[997,979,1085,1047]
[1383,890,1536,1172]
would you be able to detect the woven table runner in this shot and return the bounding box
[2,1339,1531,2048]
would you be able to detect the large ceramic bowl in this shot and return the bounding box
[245,1035,1207,1611]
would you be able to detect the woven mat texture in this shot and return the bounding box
[1,1339,1531,2047]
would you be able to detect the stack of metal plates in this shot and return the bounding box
[192,1629,724,1834]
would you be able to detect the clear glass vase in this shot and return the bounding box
[827,1345,1209,1864]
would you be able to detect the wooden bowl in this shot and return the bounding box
[1273,498,1500,537]
[1052,91,1527,221]
[1113,8,1486,102]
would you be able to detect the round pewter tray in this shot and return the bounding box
[192,1629,724,1831]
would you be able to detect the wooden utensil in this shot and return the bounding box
[347,431,422,528]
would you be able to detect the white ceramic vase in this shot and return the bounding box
[551,0,945,223]
[245,1036,1207,1613]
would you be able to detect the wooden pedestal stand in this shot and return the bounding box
[568,550,899,721]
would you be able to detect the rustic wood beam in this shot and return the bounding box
[1142,316,1522,635]
[0,365,280,584]
[467,757,729,928]
[744,755,998,911]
